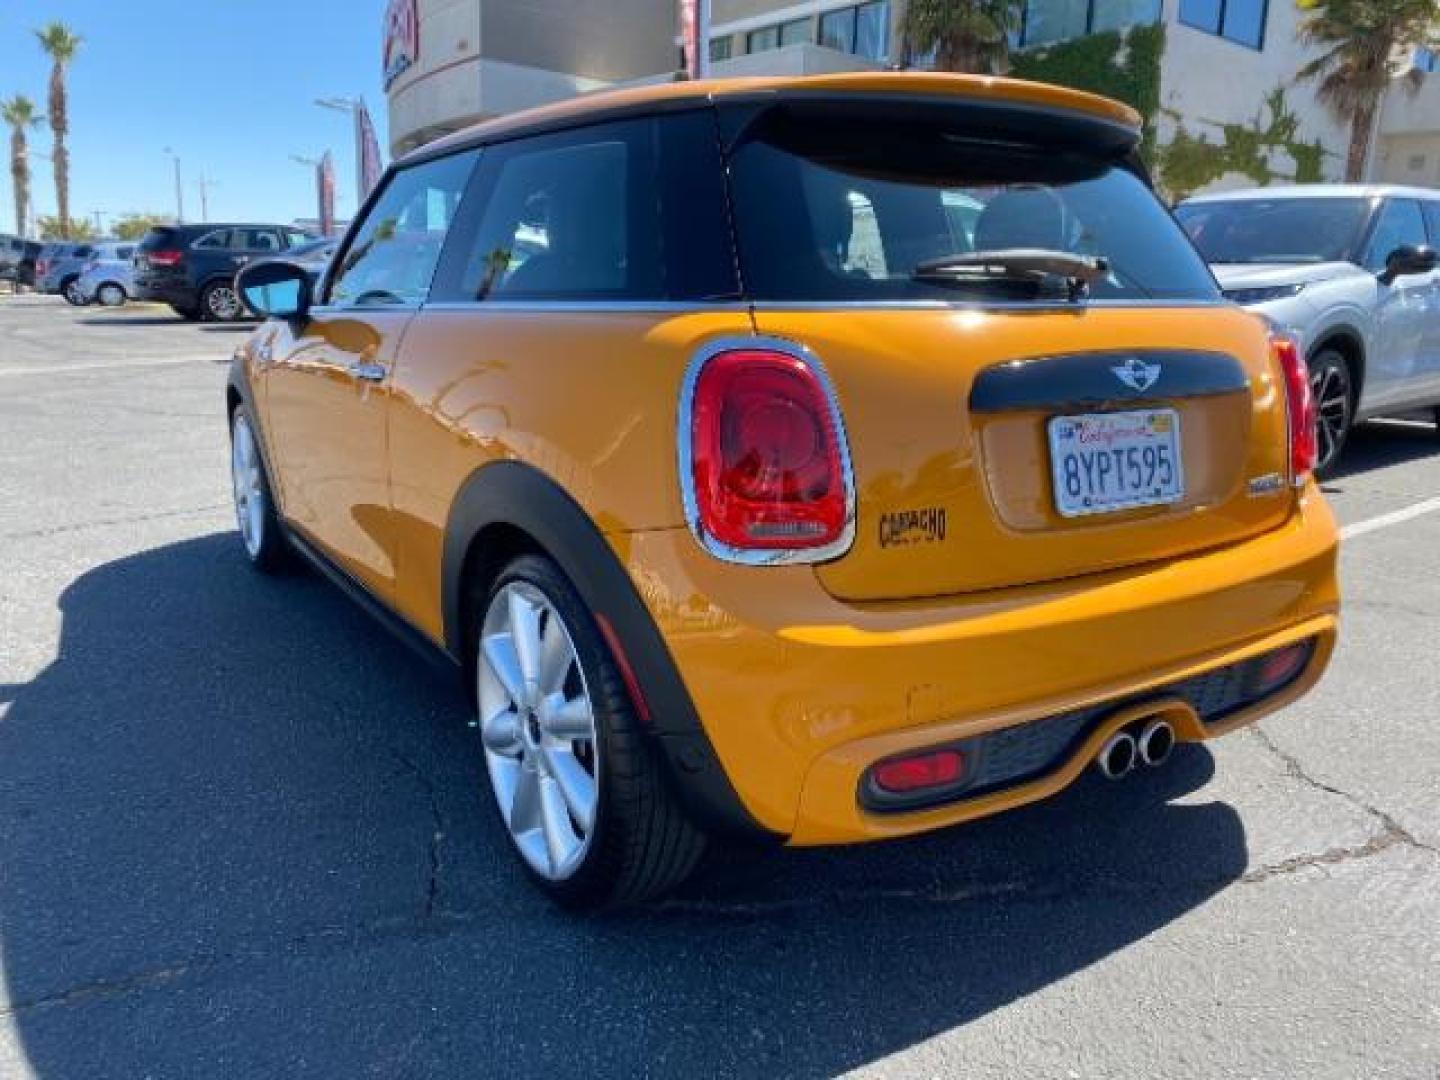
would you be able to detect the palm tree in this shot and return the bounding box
[903,0,1023,74]
[1299,0,1436,182]
[34,22,82,239]
[1,95,41,238]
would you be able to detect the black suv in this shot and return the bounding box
[135,223,313,321]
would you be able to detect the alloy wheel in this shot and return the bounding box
[208,285,242,321]
[477,581,600,882]
[230,414,265,558]
[1310,361,1351,473]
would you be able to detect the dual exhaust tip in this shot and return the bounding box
[1097,718,1176,780]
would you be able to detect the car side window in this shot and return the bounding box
[1422,201,1440,246]
[326,149,479,307]
[1363,199,1428,273]
[194,230,231,250]
[235,229,282,252]
[117,246,135,261]
[286,230,311,248]
[442,119,662,302]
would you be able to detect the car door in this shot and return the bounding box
[1360,198,1434,412]
[1416,199,1440,405]
[258,150,480,602]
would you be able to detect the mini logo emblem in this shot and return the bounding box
[1112,356,1162,393]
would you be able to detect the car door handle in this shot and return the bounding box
[349,361,387,382]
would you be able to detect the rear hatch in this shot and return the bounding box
[135,227,186,283]
[724,94,1293,602]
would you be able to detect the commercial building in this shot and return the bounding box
[384,0,677,157]
[385,0,1438,194]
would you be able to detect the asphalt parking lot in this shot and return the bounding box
[1,294,1437,1079]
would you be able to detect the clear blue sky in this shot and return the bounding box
[0,0,389,233]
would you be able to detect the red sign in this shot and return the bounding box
[383,0,419,89]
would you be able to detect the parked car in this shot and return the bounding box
[16,241,41,288]
[0,234,23,282]
[133,223,315,321]
[238,237,336,315]
[36,242,101,303]
[231,73,1340,908]
[76,241,139,306]
[1176,185,1440,472]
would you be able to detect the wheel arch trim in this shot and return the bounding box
[441,460,780,841]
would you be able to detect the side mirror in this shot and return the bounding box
[1380,244,1439,285]
[237,259,311,320]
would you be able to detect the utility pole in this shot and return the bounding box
[91,210,106,234]
[163,147,185,224]
[196,172,219,222]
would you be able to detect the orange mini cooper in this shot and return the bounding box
[231,73,1340,908]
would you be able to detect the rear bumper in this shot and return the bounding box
[134,280,198,307]
[620,485,1340,843]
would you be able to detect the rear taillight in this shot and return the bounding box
[36,260,47,275]
[1273,335,1317,482]
[147,249,184,267]
[682,344,854,561]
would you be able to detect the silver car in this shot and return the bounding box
[36,242,102,303]
[76,241,138,306]
[1176,185,1440,472]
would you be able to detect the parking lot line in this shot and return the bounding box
[1341,495,1440,541]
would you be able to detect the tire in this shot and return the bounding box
[1309,349,1354,477]
[170,302,202,321]
[229,406,289,572]
[97,282,127,307]
[201,279,245,322]
[61,278,86,306]
[472,553,706,909]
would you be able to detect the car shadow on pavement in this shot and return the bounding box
[1324,419,1440,487]
[0,533,1246,1079]
[76,316,189,327]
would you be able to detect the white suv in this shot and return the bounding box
[1176,185,1440,472]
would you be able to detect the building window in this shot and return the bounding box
[1020,0,1161,48]
[819,1,890,61]
[747,25,779,53]
[780,17,811,47]
[1178,0,1268,50]
[710,36,733,62]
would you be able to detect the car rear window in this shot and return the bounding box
[139,228,180,252]
[727,110,1218,303]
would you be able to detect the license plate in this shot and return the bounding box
[1048,409,1184,518]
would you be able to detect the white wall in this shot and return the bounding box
[1157,0,1350,191]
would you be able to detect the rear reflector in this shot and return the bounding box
[872,749,965,794]
[1273,335,1317,481]
[683,346,853,559]
[1253,642,1312,695]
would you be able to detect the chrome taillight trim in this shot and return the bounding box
[677,335,857,567]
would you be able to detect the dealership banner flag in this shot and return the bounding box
[358,101,384,200]
[318,151,336,237]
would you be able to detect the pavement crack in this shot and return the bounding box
[389,749,445,921]
[1249,724,1438,858]
[0,962,194,1018]
[1,503,230,541]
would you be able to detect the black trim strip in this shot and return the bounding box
[969,349,1249,414]
[442,461,779,842]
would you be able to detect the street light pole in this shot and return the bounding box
[315,97,365,211]
[196,172,218,222]
[163,148,185,224]
[290,154,324,232]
